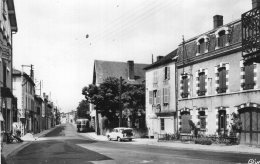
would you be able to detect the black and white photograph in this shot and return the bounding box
[1,0,260,163]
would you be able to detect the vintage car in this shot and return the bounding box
[107,127,134,141]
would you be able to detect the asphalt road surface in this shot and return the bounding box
[6,124,260,164]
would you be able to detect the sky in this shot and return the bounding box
[12,0,251,113]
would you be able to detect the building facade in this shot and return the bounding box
[145,51,178,138]
[0,0,17,134]
[176,12,260,145]
[34,95,43,133]
[13,69,35,136]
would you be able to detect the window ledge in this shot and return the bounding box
[178,89,260,101]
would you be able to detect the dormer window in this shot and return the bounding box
[196,35,209,56]
[215,26,231,49]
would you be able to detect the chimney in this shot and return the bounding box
[157,56,164,61]
[252,0,260,8]
[213,15,223,29]
[127,60,134,80]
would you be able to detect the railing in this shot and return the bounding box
[157,133,239,145]
[242,6,260,63]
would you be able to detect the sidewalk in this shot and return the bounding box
[2,126,57,158]
[79,132,260,155]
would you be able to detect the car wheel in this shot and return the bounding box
[129,138,132,141]
[117,137,122,142]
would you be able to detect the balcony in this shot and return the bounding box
[152,104,175,116]
[242,7,260,63]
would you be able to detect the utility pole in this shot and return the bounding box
[119,76,122,127]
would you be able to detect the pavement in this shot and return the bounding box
[2,126,57,158]
[78,131,260,155]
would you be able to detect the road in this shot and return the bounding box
[6,123,260,164]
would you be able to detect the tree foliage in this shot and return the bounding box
[82,77,145,128]
[76,99,90,119]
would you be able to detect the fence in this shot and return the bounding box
[157,133,238,145]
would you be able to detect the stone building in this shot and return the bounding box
[0,0,18,134]
[144,50,178,138]
[176,2,260,145]
[13,69,35,136]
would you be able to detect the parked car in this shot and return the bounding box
[107,127,133,141]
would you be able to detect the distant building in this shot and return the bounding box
[144,50,178,138]
[90,60,148,135]
[34,95,43,133]
[13,69,35,136]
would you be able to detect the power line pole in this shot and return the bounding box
[119,76,122,127]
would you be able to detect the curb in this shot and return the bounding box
[4,126,60,159]
[79,133,260,155]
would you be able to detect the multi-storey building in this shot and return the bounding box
[13,69,35,136]
[176,1,260,145]
[144,51,178,138]
[0,0,18,133]
[34,95,43,133]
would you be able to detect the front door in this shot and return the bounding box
[181,111,191,133]
[240,107,260,145]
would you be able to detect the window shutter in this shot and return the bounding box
[167,87,170,103]
[163,88,166,103]
[183,76,188,94]
[199,73,205,91]
[168,67,170,80]
[245,63,254,89]
[157,90,161,104]
[149,91,153,104]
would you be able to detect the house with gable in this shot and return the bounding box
[90,60,148,135]
[144,50,178,138]
[176,0,260,145]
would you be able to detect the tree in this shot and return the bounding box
[76,100,90,119]
[121,84,145,128]
[82,77,146,129]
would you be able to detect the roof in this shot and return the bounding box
[12,69,35,86]
[144,49,178,70]
[93,60,148,85]
[177,19,242,66]
[12,68,21,75]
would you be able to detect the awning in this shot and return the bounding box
[1,87,14,98]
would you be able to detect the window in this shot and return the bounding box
[199,39,206,54]
[218,110,226,135]
[163,88,170,104]
[153,71,158,84]
[3,62,7,87]
[197,72,206,96]
[215,27,230,49]
[218,30,226,48]
[217,67,227,93]
[156,90,161,105]
[164,67,170,80]
[243,63,255,90]
[196,35,209,55]
[160,118,165,130]
[151,90,160,105]
[198,111,206,130]
[181,75,189,98]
